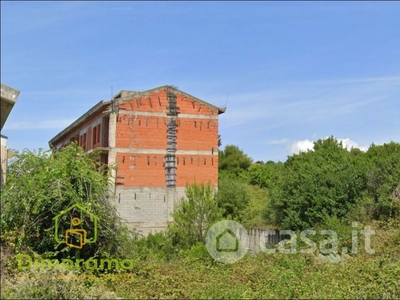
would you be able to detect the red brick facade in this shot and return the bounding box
[49,86,224,233]
[49,86,224,190]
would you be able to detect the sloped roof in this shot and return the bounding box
[49,100,111,147]
[49,85,225,147]
[119,85,226,115]
[1,83,20,132]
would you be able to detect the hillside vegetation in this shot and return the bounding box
[1,137,399,299]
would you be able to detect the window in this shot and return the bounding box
[96,125,101,144]
[93,127,97,146]
[93,124,101,147]
[80,133,87,151]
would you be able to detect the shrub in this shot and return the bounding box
[0,144,132,261]
[169,182,223,248]
[1,266,119,299]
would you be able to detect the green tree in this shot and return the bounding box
[217,177,250,221]
[264,137,368,230]
[218,145,252,177]
[364,142,400,220]
[1,143,131,260]
[243,161,284,189]
[169,182,222,248]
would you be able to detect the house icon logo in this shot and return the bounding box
[206,220,249,264]
[216,229,239,252]
[53,204,99,249]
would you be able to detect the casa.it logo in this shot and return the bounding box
[206,220,249,264]
[53,204,98,249]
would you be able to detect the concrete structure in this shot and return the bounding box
[1,135,8,185]
[1,83,20,185]
[1,84,20,131]
[49,85,225,234]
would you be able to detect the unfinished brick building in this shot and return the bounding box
[49,85,225,234]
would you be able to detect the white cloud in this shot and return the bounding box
[5,119,74,130]
[288,137,368,155]
[340,138,368,152]
[289,139,314,154]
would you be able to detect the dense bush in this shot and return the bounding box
[219,145,252,177]
[263,137,400,230]
[2,267,119,299]
[0,144,132,260]
[244,161,284,189]
[3,221,399,299]
[217,176,250,221]
[364,142,400,219]
[168,182,223,248]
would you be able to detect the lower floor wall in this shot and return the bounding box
[1,136,8,185]
[247,228,283,253]
[113,186,186,236]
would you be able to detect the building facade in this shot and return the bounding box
[1,83,20,185]
[1,134,8,185]
[49,86,225,234]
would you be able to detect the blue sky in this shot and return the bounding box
[1,1,400,162]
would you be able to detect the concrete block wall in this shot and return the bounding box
[115,186,186,235]
[247,228,283,254]
[115,187,168,223]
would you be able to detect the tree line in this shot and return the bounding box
[1,137,399,262]
[218,137,400,231]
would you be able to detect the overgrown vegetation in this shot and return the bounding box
[1,137,399,299]
[1,143,133,261]
[169,182,222,248]
[3,221,400,299]
[263,138,400,230]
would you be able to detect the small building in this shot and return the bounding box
[49,85,225,234]
[1,83,20,185]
